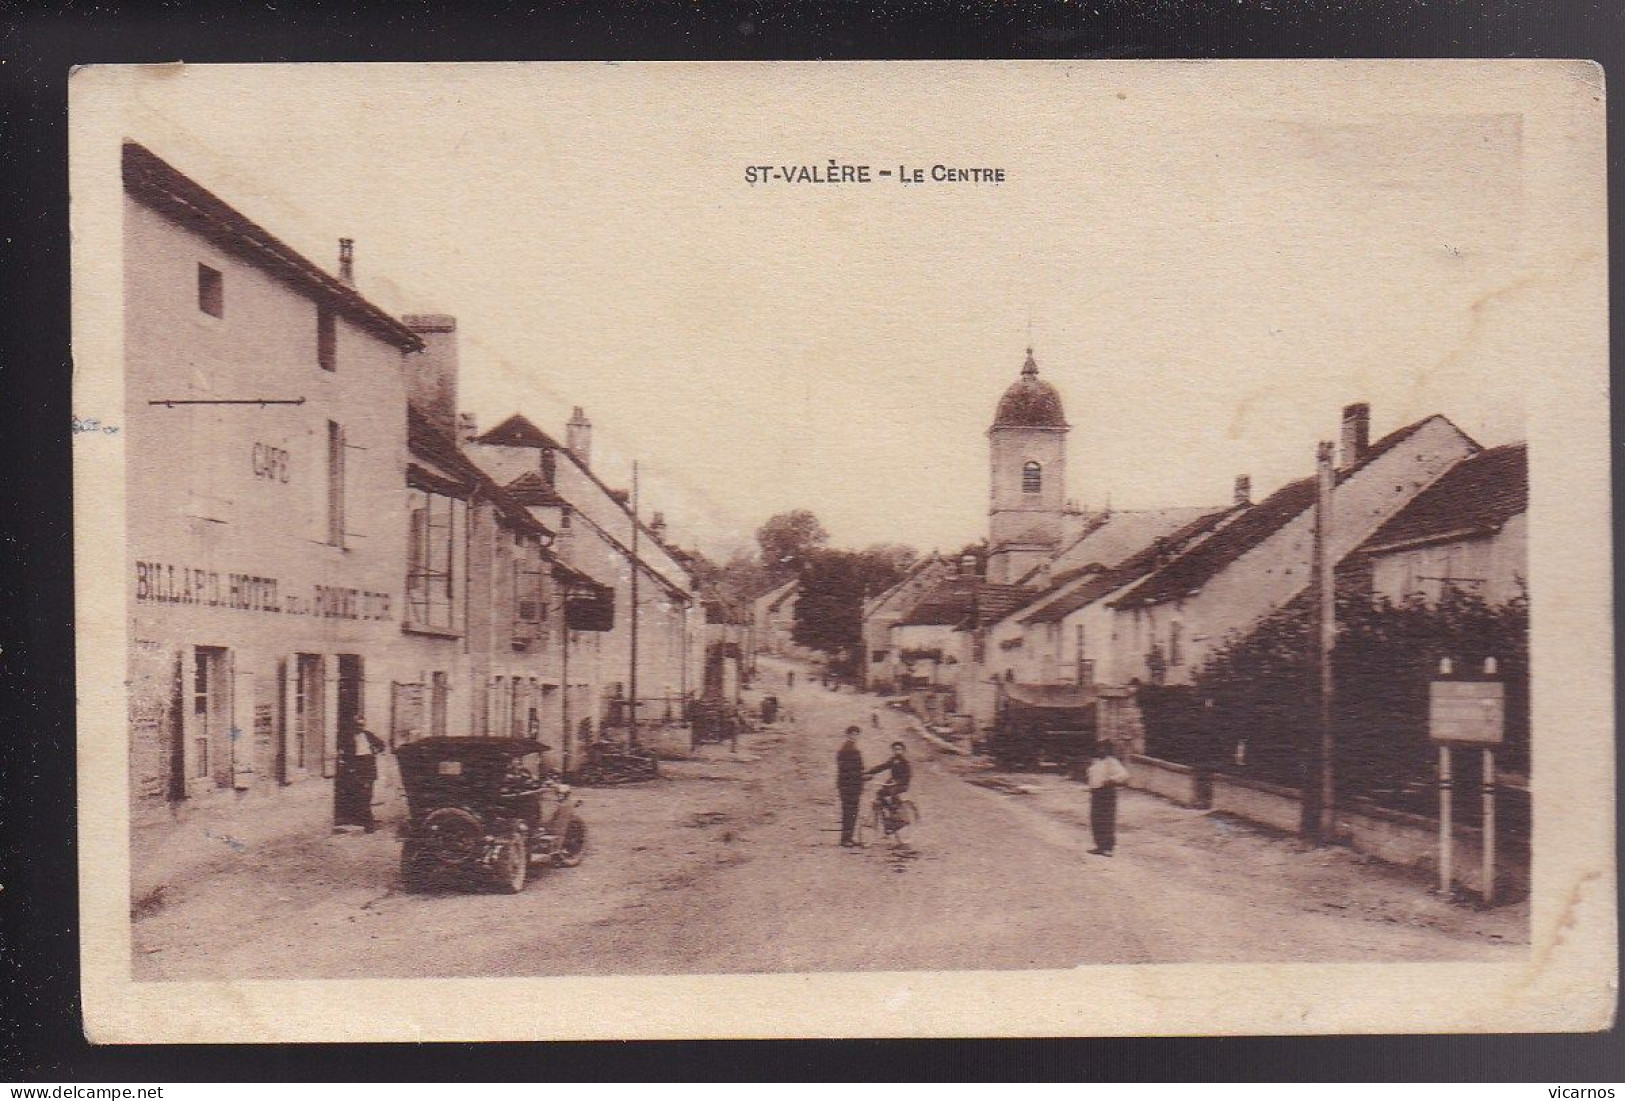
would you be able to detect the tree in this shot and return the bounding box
[860,542,920,577]
[1140,587,1530,828]
[756,510,829,583]
[791,545,915,676]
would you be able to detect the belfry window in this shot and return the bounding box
[1022,461,1042,494]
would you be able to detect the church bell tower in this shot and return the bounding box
[987,348,1069,584]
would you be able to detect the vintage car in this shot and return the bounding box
[396,736,587,893]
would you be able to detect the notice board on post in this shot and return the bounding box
[1428,679,1506,746]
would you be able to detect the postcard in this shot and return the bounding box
[71,60,1613,1040]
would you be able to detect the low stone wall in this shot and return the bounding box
[1128,754,1205,807]
[1335,798,1525,898]
[1209,772,1303,835]
[1149,765,1528,897]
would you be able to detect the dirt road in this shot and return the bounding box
[134,658,1523,980]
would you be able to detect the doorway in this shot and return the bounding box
[294,653,326,776]
[190,646,232,793]
[333,654,363,822]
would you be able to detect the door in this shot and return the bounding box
[336,654,363,756]
[333,654,363,821]
[294,653,326,775]
[191,646,232,793]
[275,659,289,783]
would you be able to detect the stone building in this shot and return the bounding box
[751,578,806,659]
[464,410,702,746]
[860,554,954,692]
[864,342,1521,745]
[986,349,1081,584]
[123,141,423,822]
[1346,442,1527,607]
[122,140,671,825]
[1104,407,1479,685]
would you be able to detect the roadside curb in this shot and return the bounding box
[913,724,970,756]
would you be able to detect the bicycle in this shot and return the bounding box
[856,781,920,847]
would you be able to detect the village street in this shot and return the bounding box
[133,658,1524,981]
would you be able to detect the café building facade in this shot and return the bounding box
[123,141,425,824]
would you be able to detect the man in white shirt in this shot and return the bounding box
[1085,742,1130,856]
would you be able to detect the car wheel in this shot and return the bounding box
[554,819,587,867]
[493,834,528,893]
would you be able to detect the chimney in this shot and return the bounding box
[1234,474,1252,506]
[338,238,355,285]
[1339,402,1371,470]
[567,406,592,469]
[401,314,459,438]
[457,412,478,444]
[960,553,979,576]
[650,511,668,542]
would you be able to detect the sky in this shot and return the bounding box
[95,62,1560,559]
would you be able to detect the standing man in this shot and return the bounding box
[336,716,387,833]
[836,726,866,847]
[1086,741,1130,856]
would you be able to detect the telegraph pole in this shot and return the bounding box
[628,461,641,747]
[560,574,573,776]
[1309,439,1338,844]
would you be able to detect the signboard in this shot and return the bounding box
[1428,679,1505,745]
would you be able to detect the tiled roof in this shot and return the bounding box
[898,578,1028,629]
[1110,415,1456,610]
[868,553,946,612]
[475,413,689,583]
[408,406,553,538]
[505,470,566,508]
[998,507,1227,623]
[475,414,564,450]
[122,142,423,352]
[898,577,981,627]
[967,584,1036,629]
[1022,506,1241,624]
[1357,443,1526,554]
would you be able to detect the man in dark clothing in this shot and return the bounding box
[335,717,386,832]
[866,741,912,813]
[835,726,865,847]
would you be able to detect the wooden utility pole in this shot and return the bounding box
[1307,439,1338,844]
[560,575,573,776]
[628,461,641,747]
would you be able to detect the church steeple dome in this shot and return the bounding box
[992,347,1067,429]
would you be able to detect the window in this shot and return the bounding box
[515,553,546,624]
[317,307,336,371]
[872,650,888,664]
[1022,461,1042,494]
[407,489,466,631]
[197,264,223,318]
[1168,620,1183,667]
[326,420,346,547]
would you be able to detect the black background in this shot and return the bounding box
[2,0,1621,1082]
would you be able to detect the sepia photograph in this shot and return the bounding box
[68,60,1613,1040]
